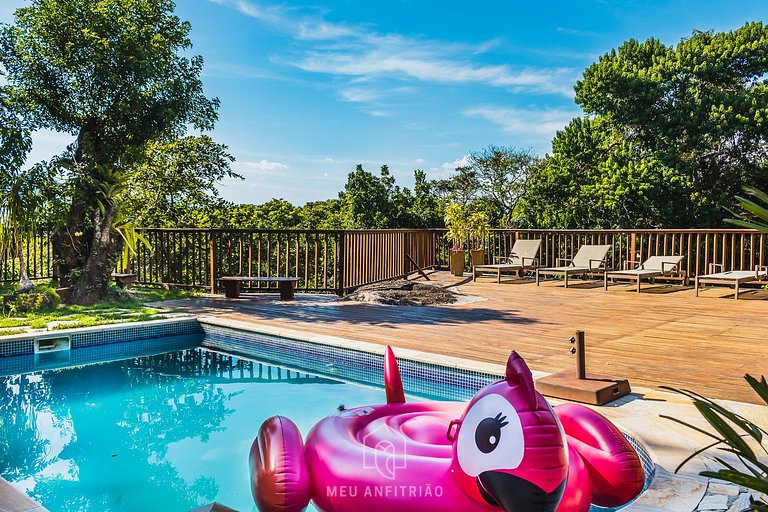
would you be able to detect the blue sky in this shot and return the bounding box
[1,1,766,205]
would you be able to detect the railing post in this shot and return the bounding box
[209,231,217,294]
[336,231,345,296]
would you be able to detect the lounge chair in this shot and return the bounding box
[473,239,542,283]
[536,244,611,288]
[604,255,686,292]
[695,264,768,299]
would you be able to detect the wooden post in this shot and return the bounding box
[336,231,345,296]
[572,330,586,380]
[209,231,217,294]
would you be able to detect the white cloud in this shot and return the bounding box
[367,110,390,117]
[464,105,577,139]
[441,155,471,170]
[414,158,426,164]
[323,157,334,163]
[339,88,382,103]
[239,159,290,171]
[210,0,577,97]
[296,43,576,97]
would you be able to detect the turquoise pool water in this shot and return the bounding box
[0,344,383,512]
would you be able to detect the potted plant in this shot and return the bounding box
[468,211,490,267]
[444,203,470,276]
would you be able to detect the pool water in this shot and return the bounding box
[0,346,383,512]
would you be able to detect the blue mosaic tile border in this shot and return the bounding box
[0,333,202,377]
[0,319,203,358]
[202,324,505,402]
[70,319,202,348]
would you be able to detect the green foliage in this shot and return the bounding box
[521,23,768,228]
[0,85,31,172]
[444,203,469,249]
[468,146,538,228]
[2,288,60,315]
[521,117,690,228]
[0,164,54,290]
[661,376,768,511]
[122,135,241,227]
[727,187,768,233]
[337,164,443,229]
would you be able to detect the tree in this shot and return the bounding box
[468,146,538,227]
[338,165,396,228]
[0,165,53,291]
[434,166,481,208]
[0,0,219,304]
[0,84,30,172]
[121,136,240,228]
[0,86,39,291]
[299,199,343,229]
[519,117,690,228]
[557,22,768,228]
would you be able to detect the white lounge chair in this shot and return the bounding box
[536,244,611,288]
[604,255,686,292]
[695,264,768,299]
[473,239,541,283]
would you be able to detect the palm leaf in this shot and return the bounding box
[745,374,768,407]
[699,470,768,493]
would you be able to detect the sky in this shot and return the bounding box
[1,0,766,205]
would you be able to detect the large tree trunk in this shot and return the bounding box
[65,207,121,306]
[50,123,122,305]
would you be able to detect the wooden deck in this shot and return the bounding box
[161,272,768,404]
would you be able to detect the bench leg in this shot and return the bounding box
[222,281,241,299]
[637,277,641,293]
[497,269,501,284]
[695,277,699,297]
[536,269,540,286]
[603,273,608,291]
[279,281,295,301]
[735,282,739,300]
[564,272,569,288]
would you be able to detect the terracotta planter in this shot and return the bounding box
[450,250,466,276]
[470,249,485,267]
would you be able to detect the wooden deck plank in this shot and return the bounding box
[162,273,768,404]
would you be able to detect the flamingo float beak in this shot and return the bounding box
[477,471,565,512]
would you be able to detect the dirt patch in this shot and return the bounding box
[345,279,482,306]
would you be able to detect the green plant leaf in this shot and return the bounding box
[695,402,756,461]
[745,374,768,407]
[700,470,768,493]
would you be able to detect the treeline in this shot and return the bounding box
[118,22,768,231]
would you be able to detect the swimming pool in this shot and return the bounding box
[0,325,654,512]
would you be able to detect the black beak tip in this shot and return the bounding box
[477,471,565,512]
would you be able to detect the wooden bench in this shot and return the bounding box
[112,273,137,289]
[220,276,300,300]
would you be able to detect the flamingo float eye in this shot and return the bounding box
[475,413,509,453]
[456,394,524,477]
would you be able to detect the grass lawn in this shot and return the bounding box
[0,284,198,337]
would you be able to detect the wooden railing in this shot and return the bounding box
[436,229,768,282]
[342,230,437,289]
[132,228,437,294]
[5,228,766,291]
[0,232,55,285]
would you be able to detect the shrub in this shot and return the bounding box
[662,375,768,511]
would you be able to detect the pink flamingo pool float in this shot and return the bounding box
[250,347,645,512]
